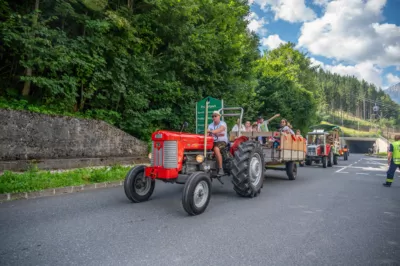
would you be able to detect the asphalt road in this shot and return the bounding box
[1,154,400,266]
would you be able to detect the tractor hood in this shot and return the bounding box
[307,145,319,149]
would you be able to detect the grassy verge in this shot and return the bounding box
[320,121,379,137]
[0,165,132,194]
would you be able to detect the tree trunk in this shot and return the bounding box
[79,83,85,111]
[128,0,134,10]
[22,0,40,97]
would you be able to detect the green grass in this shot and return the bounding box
[0,165,132,194]
[320,121,380,137]
[329,111,374,127]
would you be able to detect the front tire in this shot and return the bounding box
[124,165,155,203]
[182,172,212,216]
[231,141,264,197]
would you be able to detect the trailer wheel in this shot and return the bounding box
[231,141,264,198]
[333,155,338,165]
[286,161,297,180]
[322,156,327,168]
[305,159,312,166]
[124,165,155,203]
[327,151,333,167]
[182,172,212,216]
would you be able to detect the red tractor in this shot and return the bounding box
[305,124,341,168]
[123,106,265,216]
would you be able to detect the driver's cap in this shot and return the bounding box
[212,111,221,116]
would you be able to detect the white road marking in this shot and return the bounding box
[376,174,386,176]
[334,166,387,171]
[337,172,349,174]
[336,163,354,173]
[335,167,346,173]
[356,173,370,175]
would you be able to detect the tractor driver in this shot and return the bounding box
[207,111,228,176]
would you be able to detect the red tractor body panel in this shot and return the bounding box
[145,130,214,180]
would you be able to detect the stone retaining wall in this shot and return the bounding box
[0,109,148,170]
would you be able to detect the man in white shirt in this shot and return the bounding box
[207,111,228,176]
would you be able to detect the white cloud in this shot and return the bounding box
[297,0,400,68]
[386,73,400,85]
[246,12,268,35]
[261,34,287,50]
[312,0,330,6]
[310,57,325,68]
[252,0,316,23]
[311,58,383,87]
[396,66,400,71]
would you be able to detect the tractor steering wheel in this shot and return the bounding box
[208,132,219,142]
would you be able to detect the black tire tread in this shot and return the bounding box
[322,156,327,168]
[286,161,297,180]
[182,172,212,216]
[124,165,155,203]
[231,140,264,197]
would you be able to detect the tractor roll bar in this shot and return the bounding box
[218,107,244,137]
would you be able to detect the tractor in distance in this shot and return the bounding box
[305,124,342,168]
[123,101,266,216]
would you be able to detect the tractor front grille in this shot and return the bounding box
[151,141,178,169]
[307,147,316,156]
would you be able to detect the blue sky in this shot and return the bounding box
[247,0,400,90]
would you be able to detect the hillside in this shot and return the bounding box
[385,83,400,104]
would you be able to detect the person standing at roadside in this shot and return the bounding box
[383,135,400,187]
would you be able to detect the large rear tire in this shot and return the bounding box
[231,141,264,198]
[124,165,155,203]
[182,172,212,216]
[333,155,338,165]
[322,156,327,168]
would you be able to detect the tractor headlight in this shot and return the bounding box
[196,155,205,163]
[148,153,152,159]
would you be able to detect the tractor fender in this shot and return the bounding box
[230,136,249,156]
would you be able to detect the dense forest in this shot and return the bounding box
[1,0,399,141]
[316,70,399,128]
